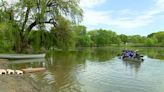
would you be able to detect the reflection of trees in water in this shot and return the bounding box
[45,51,87,68]
[7,47,164,92]
[43,51,87,92]
[8,60,44,69]
[42,49,121,92]
[138,47,164,60]
[122,60,142,73]
[88,47,120,62]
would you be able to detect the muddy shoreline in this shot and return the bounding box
[0,59,41,92]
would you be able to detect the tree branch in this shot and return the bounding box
[21,7,30,32]
[27,21,37,32]
[27,19,57,32]
[44,20,57,27]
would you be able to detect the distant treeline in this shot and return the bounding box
[0,24,164,53]
[0,0,163,53]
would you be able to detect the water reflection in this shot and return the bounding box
[44,51,87,92]
[8,59,45,69]
[122,60,142,73]
[7,47,164,92]
[88,47,120,62]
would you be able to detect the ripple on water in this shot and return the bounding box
[78,59,161,92]
[23,53,164,92]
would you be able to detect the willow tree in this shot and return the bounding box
[0,1,19,52]
[50,16,77,50]
[0,0,83,53]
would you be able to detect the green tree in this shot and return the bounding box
[128,35,141,43]
[88,29,118,46]
[119,34,128,44]
[145,37,158,46]
[88,30,98,46]
[50,16,76,50]
[113,36,121,45]
[148,31,164,44]
[28,29,51,52]
[0,0,83,53]
[73,25,91,47]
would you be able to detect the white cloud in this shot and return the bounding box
[80,0,106,8]
[83,10,111,25]
[82,9,153,29]
[4,0,17,4]
[155,0,164,8]
[81,0,164,29]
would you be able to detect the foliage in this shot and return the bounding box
[0,0,83,53]
[88,29,118,46]
[119,34,128,44]
[128,35,146,43]
[145,37,158,46]
[0,0,164,53]
[0,21,20,53]
[28,30,51,52]
[73,25,91,47]
[148,31,164,45]
[50,17,76,50]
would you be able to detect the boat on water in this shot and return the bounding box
[121,56,144,62]
[119,49,144,62]
[0,54,45,59]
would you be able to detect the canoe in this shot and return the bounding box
[0,54,45,59]
[21,67,46,73]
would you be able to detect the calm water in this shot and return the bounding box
[9,47,164,92]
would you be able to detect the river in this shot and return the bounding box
[9,47,164,92]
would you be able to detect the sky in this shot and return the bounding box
[80,0,164,36]
[3,0,164,36]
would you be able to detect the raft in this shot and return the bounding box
[21,67,46,73]
[122,57,144,62]
[0,54,45,59]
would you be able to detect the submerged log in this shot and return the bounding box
[21,68,46,73]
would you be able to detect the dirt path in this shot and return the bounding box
[0,75,40,92]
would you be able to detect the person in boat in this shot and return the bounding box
[122,50,144,61]
[129,50,134,58]
[132,51,136,57]
[133,50,142,60]
[122,50,135,59]
[122,50,130,59]
[135,53,140,60]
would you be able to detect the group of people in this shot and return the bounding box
[122,50,140,59]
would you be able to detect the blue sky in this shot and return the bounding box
[80,0,164,36]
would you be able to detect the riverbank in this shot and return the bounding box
[0,75,40,92]
[0,59,41,92]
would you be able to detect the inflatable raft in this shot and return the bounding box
[122,57,144,62]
